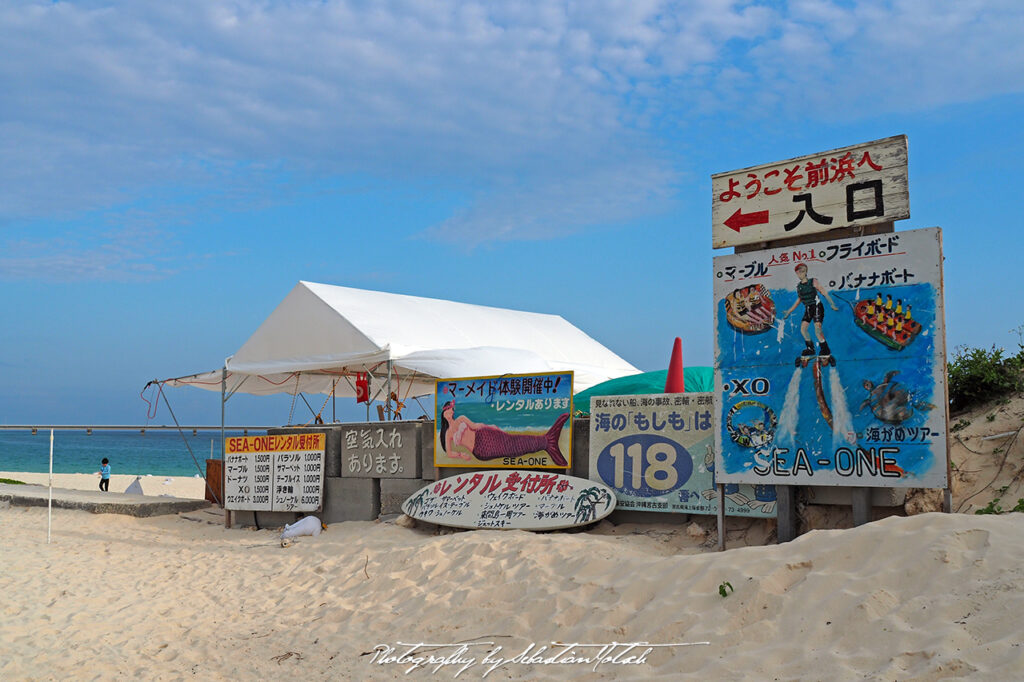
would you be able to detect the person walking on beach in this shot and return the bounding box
[98,458,110,492]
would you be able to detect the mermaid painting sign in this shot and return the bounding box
[713,227,948,488]
[434,372,573,468]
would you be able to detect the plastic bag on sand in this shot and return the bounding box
[124,477,144,495]
[280,516,324,540]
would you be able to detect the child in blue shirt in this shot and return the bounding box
[99,458,110,492]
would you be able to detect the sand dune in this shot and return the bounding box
[2,505,1023,680]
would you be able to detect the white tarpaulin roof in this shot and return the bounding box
[162,281,639,400]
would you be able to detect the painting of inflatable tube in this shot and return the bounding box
[588,393,776,517]
[713,227,947,488]
[434,372,573,468]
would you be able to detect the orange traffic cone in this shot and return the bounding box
[665,337,685,393]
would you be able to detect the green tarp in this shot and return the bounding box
[572,367,714,415]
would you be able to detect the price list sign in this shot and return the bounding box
[224,433,326,512]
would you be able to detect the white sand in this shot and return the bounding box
[0,471,207,499]
[3,397,1024,678]
[2,505,1023,680]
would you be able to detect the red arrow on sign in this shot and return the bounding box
[724,208,770,232]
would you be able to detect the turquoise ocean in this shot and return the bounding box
[0,430,256,478]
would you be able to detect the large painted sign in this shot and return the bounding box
[712,136,909,249]
[434,372,573,469]
[588,394,776,517]
[224,433,325,512]
[713,227,947,487]
[402,470,615,530]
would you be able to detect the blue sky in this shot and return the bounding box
[2,0,1023,425]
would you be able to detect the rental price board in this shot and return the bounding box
[223,433,326,512]
[588,393,776,517]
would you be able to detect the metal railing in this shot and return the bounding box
[0,425,280,435]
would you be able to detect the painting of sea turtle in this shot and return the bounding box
[859,370,935,424]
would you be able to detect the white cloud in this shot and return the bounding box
[424,159,678,245]
[750,1,1024,114]
[2,0,1022,252]
[0,227,181,282]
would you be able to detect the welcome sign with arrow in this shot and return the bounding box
[711,136,909,249]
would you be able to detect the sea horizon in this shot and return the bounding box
[0,429,261,478]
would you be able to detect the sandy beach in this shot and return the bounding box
[0,502,1022,680]
[4,396,1024,679]
[0,472,207,500]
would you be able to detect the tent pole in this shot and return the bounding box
[47,429,53,544]
[332,379,336,423]
[222,366,230,529]
[387,360,393,421]
[220,366,226,461]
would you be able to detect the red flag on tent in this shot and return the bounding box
[355,373,369,403]
[665,337,685,393]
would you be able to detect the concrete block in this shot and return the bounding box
[571,417,590,478]
[805,486,906,507]
[338,421,423,478]
[777,485,798,543]
[381,478,432,516]
[0,483,209,518]
[231,510,301,529]
[438,467,476,479]
[323,477,380,522]
[420,421,439,481]
[609,509,689,525]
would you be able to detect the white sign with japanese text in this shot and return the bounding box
[588,393,776,517]
[402,470,615,530]
[223,433,326,512]
[712,136,909,249]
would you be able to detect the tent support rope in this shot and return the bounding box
[159,385,222,505]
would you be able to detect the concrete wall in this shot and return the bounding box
[323,477,379,522]
[238,417,913,536]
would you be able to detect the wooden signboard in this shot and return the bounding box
[712,135,909,249]
[434,372,573,469]
[713,227,947,488]
[589,393,776,517]
[223,433,326,512]
[401,470,615,530]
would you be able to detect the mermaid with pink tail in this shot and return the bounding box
[440,401,570,466]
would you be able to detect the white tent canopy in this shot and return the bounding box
[161,281,639,402]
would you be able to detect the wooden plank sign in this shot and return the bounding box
[712,135,909,249]
[401,470,616,530]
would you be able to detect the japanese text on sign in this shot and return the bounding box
[712,136,909,248]
[224,434,325,511]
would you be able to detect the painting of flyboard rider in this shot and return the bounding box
[713,227,946,488]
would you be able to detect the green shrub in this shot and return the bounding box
[948,341,1024,414]
[975,498,1024,515]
